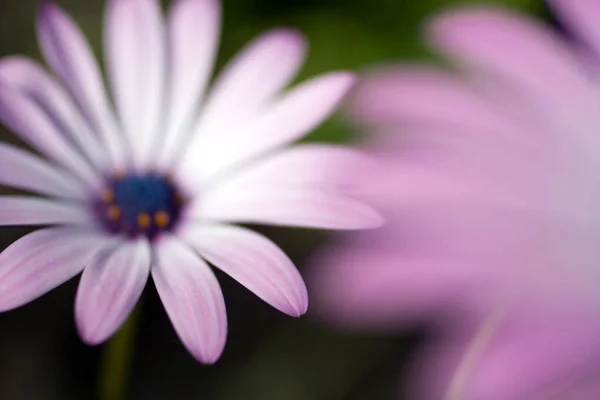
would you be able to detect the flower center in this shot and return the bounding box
[96,173,184,240]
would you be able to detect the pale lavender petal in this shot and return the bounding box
[552,0,600,58]
[75,238,151,344]
[0,196,93,226]
[178,72,355,186]
[188,189,383,230]
[155,0,221,171]
[105,0,166,169]
[0,83,100,188]
[190,144,371,192]
[37,3,128,169]
[179,223,307,316]
[0,227,118,312]
[0,143,87,200]
[152,235,227,363]
[195,28,306,132]
[0,56,109,171]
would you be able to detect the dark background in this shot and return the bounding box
[0,0,541,399]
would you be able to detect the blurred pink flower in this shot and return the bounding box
[311,0,600,398]
[0,0,380,363]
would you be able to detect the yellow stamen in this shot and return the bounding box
[107,205,121,221]
[137,212,151,229]
[101,189,114,204]
[154,211,170,228]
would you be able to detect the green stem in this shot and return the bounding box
[97,305,140,400]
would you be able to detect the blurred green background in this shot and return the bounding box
[0,0,541,399]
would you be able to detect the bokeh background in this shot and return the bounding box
[0,0,542,399]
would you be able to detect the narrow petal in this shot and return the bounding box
[75,238,151,344]
[0,56,109,172]
[428,7,588,103]
[552,0,600,58]
[179,223,307,316]
[37,3,127,169]
[178,72,355,186]
[0,196,92,226]
[0,227,117,312]
[152,235,227,363]
[155,0,221,171]
[0,143,87,200]
[0,83,100,187]
[188,189,383,230]
[196,28,306,132]
[105,0,166,169]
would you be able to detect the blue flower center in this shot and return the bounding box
[96,173,184,239]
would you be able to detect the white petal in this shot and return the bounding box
[179,223,307,316]
[177,72,354,186]
[0,84,100,188]
[0,143,87,200]
[37,3,128,169]
[0,196,93,226]
[196,28,306,132]
[0,227,117,312]
[155,0,221,171]
[152,235,227,363]
[187,189,383,230]
[0,56,109,172]
[76,238,151,344]
[105,0,166,169]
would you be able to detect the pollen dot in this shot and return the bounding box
[107,205,121,221]
[137,212,151,229]
[154,211,170,228]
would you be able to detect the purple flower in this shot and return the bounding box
[311,0,600,398]
[0,0,381,363]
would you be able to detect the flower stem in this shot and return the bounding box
[97,305,140,400]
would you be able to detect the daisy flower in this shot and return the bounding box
[311,0,600,398]
[0,0,381,363]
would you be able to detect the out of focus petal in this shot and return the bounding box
[152,235,227,363]
[179,223,308,316]
[551,0,600,59]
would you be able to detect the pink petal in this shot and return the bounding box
[0,56,109,172]
[177,72,355,186]
[352,67,532,146]
[37,3,128,169]
[0,196,93,226]
[0,143,87,200]
[105,0,166,169]
[310,245,481,330]
[75,238,151,344]
[155,0,221,171]
[410,313,600,400]
[551,0,600,59]
[428,7,589,104]
[0,227,118,312]
[0,83,100,187]
[152,235,227,363]
[188,189,383,230]
[179,223,308,316]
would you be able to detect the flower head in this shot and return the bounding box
[0,0,380,363]
[311,0,600,397]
